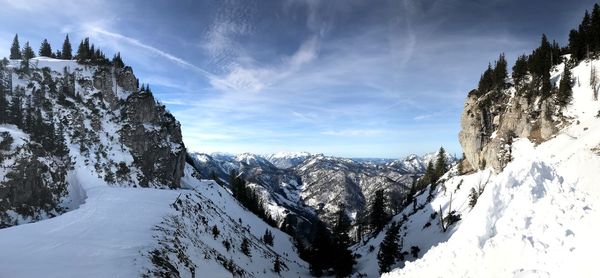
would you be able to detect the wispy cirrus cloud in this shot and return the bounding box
[208,36,319,93]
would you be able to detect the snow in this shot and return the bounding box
[0,147,307,278]
[0,57,307,277]
[353,166,493,277]
[0,164,182,278]
[383,58,600,278]
[0,162,307,277]
[0,124,29,149]
[163,168,309,277]
[265,151,313,169]
[267,151,312,159]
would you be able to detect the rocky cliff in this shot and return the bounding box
[459,65,567,173]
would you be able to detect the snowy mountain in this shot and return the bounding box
[366,55,600,278]
[188,151,451,242]
[295,154,412,225]
[386,151,457,174]
[265,151,313,169]
[0,56,185,227]
[0,52,310,277]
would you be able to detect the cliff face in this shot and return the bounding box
[0,57,186,226]
[459,70,565,173]
[121,91,185,188]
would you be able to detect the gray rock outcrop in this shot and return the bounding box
[459,89,562,172]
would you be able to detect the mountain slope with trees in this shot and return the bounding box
[381,4,600,277]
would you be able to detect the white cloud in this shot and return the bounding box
[208,36,319,93]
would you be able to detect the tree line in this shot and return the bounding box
[468,4,600,108]
[475,34,565,103]
[228,170,277,227]
[569,4,600,61]
[9,33,125,68]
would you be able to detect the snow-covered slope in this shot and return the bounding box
[0,161,308,277]
[265,151,313,169]
[144,165,309,277]
[0,157,182,277]
[381,58,600,278]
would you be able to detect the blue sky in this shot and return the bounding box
[0,0,596,158]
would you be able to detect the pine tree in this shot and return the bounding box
[493,53,508,88]
[53,123,69,157]
[424,160,435,184]
[477,63,494,94]
[468,187,479,208]
[273,255,282,274]
[417,161,436,190]
[22,42,35,60]
[61,35,72,60]
[211,225,220,239]
[528,34,553,98]
[240,238,251,257]
[569,29,583,60]
[581,11,593,58]
[263,229,274,246]
[24,100,36,134]
[512,54,529,88]
[369,189,389,232]
[39,39,52,57]
[76,38,90,62]
[332,206,355,277]
[557,65,573,106]
[434,147,447,180]
[112,52,125,68]
[10,34,22,59]
[592,4,600,52]
[405,176,417,206]
[0,83,8,124]
[377,222,400,274]
[89,44,96,63]
[9,95,23,127]
[308,222,333,276]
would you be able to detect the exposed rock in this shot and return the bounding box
[93,68,119,110]
[120,92,186,188]
[116,66,138,92]
[0,138,69,228]
[459,88,562,172]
